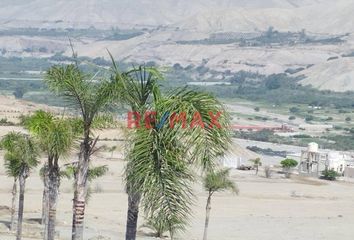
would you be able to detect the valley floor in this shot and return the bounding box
[1,150,354,240]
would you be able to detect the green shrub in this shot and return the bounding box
[0,118,16,126]
[321,169,339,181]
[305,115,314,122]
[13,87,26,99]
[308,109,314,114]
[281,159,298,168]
[289,107,300,113]
[326,117,333,121]
[280,159,298,178]
[293,134,311,138]
[339,109,349,114]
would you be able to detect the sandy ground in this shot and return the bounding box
[1,139,354,240]
[0,95,63,124]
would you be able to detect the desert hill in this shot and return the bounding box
[0,0,334,29]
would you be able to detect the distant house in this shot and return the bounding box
[294,142,354,177]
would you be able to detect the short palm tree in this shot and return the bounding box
[249,158,262,175]
[109,146,117,159]
[25,110,77,240]
[0,140,18,231]
[45,63,116,240]
[1,132,39,240]
[202,168,238,240]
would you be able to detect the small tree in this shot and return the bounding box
[0,139,18,231]
[249,158,262,175]
[305,115,314,122]
[13,87,26,99]
[109,146,117,159]
[1,132,39,240]
[289,107,300,113]
[202,169,238,240]
[280,159,298,178]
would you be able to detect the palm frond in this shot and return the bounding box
[25,110,78,159]
[87,165,109,181]
[126,127,194,237]
[154,89,232,171]
[1,132,39,178]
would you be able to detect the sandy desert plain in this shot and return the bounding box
[0,96,354,240]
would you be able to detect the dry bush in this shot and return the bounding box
[264,166,272,178]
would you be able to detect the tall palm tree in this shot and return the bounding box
[113,65,163,240]
[110,57,232,239]
[122,86,232,239]
[25,110,77,240]
[1,132,39,240]
[202,168,238,240]
[45,64,116,240]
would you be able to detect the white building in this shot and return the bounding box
[297,142,354,177]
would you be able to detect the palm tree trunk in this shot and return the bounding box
[41,188,48,225]
[71,182,87,240]
[202,193,212,240]
[71,140,90,240]
[16,173,26,240]
[256,165,258,175]
[42,166,49,225]
[43,167,49,240]
[10,178,17,231]
[47,166,60,240]
[125,190,141,240]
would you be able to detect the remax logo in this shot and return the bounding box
[127,111,222,129]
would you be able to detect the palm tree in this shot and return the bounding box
[111,60,230,240]
[25,110,77,240]
[249,158,262,175]
[45,63,116,240]
[109,58,232,239]
[0,138,18,231]
[111,65,162,240]
[123,87,232,239]
[202,169,238,240]
[1,132,39,240]
[109,146,117,159]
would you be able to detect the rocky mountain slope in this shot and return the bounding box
[1,0,354,92]
[0,0,334,29]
